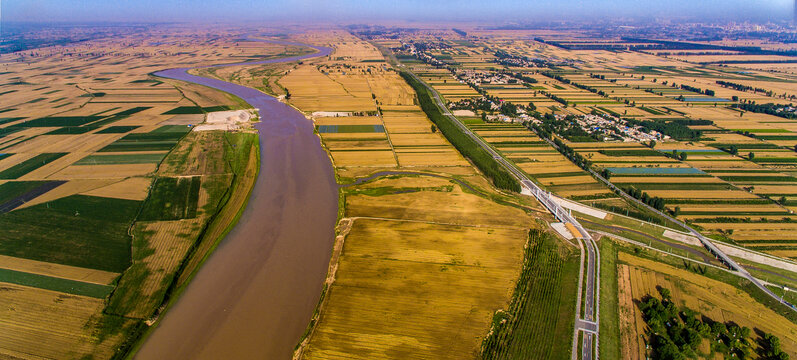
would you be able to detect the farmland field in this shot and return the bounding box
[2,18,797,360]
[0,26,271,359]
[616,249,797,356]
[253,32,584,359]
[480,230,579,360]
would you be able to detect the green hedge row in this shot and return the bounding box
[400,71,520,192]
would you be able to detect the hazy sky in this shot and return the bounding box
[3,0,794,23]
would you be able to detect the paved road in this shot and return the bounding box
[583,333,594,360]
[529,126,795,312]
[402,69,599,359]
[579,219,714,263]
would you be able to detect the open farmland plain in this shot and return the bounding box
[204,31,585,359]
[2,20,796,360]
[355,25,797,358]
[0,25,275,359]
[375,27,797,261]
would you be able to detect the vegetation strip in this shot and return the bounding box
[400,71,520,192]
[0,268,113,298]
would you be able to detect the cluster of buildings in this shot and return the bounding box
[399,42,446,67]
[454,70,517,86]
[571,114,669,142]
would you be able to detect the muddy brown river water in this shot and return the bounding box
[135,39,337,359]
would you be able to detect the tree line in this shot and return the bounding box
[624,119,702,141]
[733,103,796,120]
[401,71,521,192]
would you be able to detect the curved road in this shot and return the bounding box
[135,39,339,359]
[583,156,796,311]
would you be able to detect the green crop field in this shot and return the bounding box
[0,181,50,205]
[162,105,233,114]
[599,149,664,157]
[150,125,193,133]
[9,116,103,127]
[0,194,141,272]
[0,153,68,179]
[98,141,179,152]
[96,125,141,134]
[138,176,201,220]
[75,153,166,165]
[480,230,579,360]
[0,268,113,298]
[45,126,101,135]
[97,126,190,152]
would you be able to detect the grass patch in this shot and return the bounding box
[599,238,620,359]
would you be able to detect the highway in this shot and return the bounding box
[534,131,796,312]
[402,69,600,359]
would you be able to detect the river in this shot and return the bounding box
[135,39,338,359]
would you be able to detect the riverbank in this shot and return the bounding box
[132,38,339,359]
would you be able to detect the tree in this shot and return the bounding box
[430,124,437,133]
[649,140,657,148]
[481,112,487,122]
[711,322,727,335]
[740,327,751,339]
[749,152,755,160]
[779,196,787,205]
[284,88,291,99]
[660,287,671,299]
[674,206,681,217]
[527,102,536,111]
[680,152,688,161]
[729,145,738,155]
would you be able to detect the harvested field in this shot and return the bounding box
[0,254,118,285]
[302,218,529,359]
[82,176,152,201]
[51,163,157,178]
[0,283,130,360]
[106,219,203,319]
